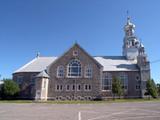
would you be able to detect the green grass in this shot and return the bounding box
[0,100,33,103]
[0,98,160,104]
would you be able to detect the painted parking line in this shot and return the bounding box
[78,112,81,120]
[78,109,133,120]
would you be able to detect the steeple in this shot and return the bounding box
[122,15,140,60]
[124,16,135,37]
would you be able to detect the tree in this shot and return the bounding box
[146,79,158,98]
[112,77,123,99]
[157,83,160,97]
[1,79,20,99]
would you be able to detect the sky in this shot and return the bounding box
[0,0,160,83]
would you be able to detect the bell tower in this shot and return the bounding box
[122,16,140,60]
[137,43,150,98]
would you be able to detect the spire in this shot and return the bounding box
[126,10,131,25]
[138,41,145,55]
[122,13,140,60]
[124,13,135,37]
[36,52,40,58]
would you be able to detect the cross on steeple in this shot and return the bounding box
[126,10,131,25]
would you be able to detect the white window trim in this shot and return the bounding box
[84,84,92,91]
[102,73,112,91]
[119,73,128,90]
[73,50,78,56]
[65,84,70,91]
[71,84,76,91]
[67,59,82,78]
[57,66,65,78]
[55,84,63,91]
[77,84,81,91]
[84,65,93,78]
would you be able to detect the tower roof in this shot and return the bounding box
[36,70,49,78]
[124,16,135,30]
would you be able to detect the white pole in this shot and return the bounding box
[78,111,81,120]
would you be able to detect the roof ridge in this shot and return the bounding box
[38,56,57,58]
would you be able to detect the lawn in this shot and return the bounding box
[0,98,160,104]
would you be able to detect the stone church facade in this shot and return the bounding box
[13,17,150,100]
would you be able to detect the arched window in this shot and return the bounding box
[102,73,112,90]
[67,59,81,77]
[85,65,92,78]
[57,66,64,78]
[119,72,128,90]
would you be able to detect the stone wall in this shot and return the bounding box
[13,72,39,99]
[47,44,102,100]
[101,71,142,98]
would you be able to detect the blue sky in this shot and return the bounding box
[0,0,160,83]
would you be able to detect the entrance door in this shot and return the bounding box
[35,90,41,100]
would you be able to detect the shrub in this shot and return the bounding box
[112,77,123,99]
[146,79,158,98]
[1,79,20,99]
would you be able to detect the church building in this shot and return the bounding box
[13,17,150,100]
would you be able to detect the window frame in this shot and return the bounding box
[102,73,112,91]
[84,65,93,78]
[57,65,65,78]
[71,84,76,91]
[77,84,81,91]
[135,74,141,90]
[67,59,82,78]
[55,84,63,91]
[119,72,128,90]
[84,84,92,91]
[73,50,78,56]
[65,84,70,91]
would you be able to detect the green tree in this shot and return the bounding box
[146,79,158,98]
[157,83,160,96]
[112,77,123,99]
[1,79,20,99]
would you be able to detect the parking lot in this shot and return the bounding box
[0,101,160,120]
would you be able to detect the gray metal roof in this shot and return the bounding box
[14,56,139,73]
[94,56,139,71]
[36,71,49,78]
[14,57,57,73]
